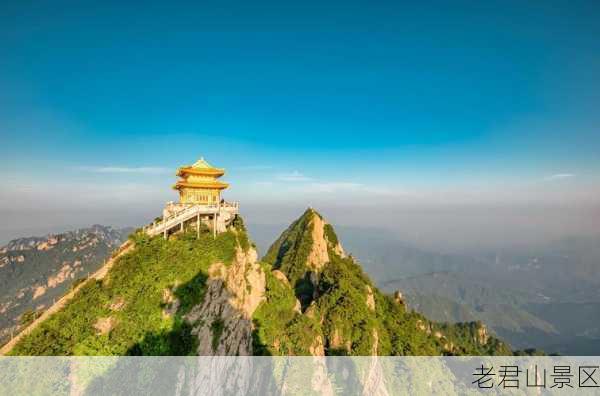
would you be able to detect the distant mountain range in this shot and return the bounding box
[248,223,600,355]
[0,225,132,346]
[331,227,600,355]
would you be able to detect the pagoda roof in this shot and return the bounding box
[177,157,225,177]
[173,180,229,190]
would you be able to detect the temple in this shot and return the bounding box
[173,158,228,205]
[144,157,239,238]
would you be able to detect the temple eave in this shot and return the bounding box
[173,182,229,190]
[176,167,225,177]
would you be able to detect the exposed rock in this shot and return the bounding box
[162,288,175,305]
[309,335,325,356]
[361,330,390,396]
[477,324,489,345]
[36,237,59,251]
[109,296,126,311]
[416,319,432,335]
[93,317,116,335]
[47,264,77,288]
[186,245,265,355]
[271,269,290,287]
[372,328,379,355]
[305,301,320,322]
[306,213,330,271]
[37,242,53,251]
[443,341,455,353]
[330,329,351,353]
[293,299,302,314]
[310,356,334,396]
[32,286,47,300]
[161,288,179,318]
[394,290,404,305]
[366,285,375,311]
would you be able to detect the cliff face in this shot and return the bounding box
[186,242,265,355]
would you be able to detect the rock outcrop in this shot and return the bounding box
[306,213,330,271]
[186,245,265,355]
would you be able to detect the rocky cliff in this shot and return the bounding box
[186,235,265,355]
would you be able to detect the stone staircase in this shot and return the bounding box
[145,202,239,238]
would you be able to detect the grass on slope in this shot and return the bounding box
[10,227,240,356]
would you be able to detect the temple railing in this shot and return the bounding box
[144,201,239,237]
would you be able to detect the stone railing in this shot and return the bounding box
[144,201,239,238]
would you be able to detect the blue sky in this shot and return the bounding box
[1,1,599,246]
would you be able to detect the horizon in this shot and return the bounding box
[2,1,599,250]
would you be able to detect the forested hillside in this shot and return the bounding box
[7,210,521,357]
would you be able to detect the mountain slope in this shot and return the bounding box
[7,209,516,356]
[7,218,255,356]
[0,225,131,347]
[253,208,512,356]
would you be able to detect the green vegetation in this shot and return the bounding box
[231,215,251,252]
[255,208,515,356]
[8,209,522,357]
[323,223,338,246]
[263,208,315,287]
[18,309,42,328]
[10,225,244,356]
[252,264,321,355]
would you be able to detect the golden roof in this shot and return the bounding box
[173,180,229,190]
[176,157,225,177]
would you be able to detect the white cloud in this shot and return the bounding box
[276,171,313,182]
[79,166,170,174]
[544,173,575,181]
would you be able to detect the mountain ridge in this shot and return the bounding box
[0,225,131,347]
[4,209,523,356]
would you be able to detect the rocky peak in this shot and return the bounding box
[263,208,345,288]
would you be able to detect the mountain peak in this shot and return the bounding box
[263,208,344,288]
